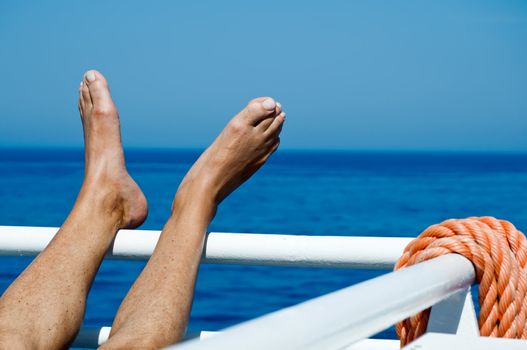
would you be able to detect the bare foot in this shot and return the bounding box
[175,97,285,209]
[78,70,147,228]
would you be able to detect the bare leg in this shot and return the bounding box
[0,70,147,350]
[102,98,285,349]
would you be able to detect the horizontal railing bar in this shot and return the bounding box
[71,327,208,348]
[72,327,399,349]
[402,333,527,349]
[167,254,475,350]
[0,226,413,269]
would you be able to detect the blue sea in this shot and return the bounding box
[1,149,526,344]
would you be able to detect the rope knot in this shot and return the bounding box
[395,216,527,346]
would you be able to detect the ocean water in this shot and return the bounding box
[0,149,526,344]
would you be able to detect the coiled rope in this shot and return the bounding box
[394,216,527,346]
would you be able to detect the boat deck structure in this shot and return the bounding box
[0,226,526,349]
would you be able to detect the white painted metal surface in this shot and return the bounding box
[343,339,399,350]
[0,226,412,269]
[4,226,508,349]
[71,328,213,348]
[198,332,400,350]
[427,287,479,336]
[167,254,475,350]
[402,333,527,350]
[72,326,111,348]
[71,328,399,349]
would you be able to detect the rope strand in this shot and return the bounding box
[394,217,527,346]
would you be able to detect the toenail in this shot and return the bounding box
[262,98,276,110]
[86,71,96,82]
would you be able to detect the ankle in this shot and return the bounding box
[78,179,126,222]
[171,183,218,222]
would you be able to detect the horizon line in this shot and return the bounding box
[0,146,526,155]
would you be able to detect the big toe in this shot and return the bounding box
[83,70,114,110]
[239,97,277,125]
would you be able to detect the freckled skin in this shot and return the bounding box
[0,70,148,350]
[102,99,284,350]
[0,70,284,350]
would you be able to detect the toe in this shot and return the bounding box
[255,117,275,132]
[84,70,109,86]
[271,137,281,153]
[256,101,282,132]
[83,70,114,112]
[79,81,92,112]
[259,137,281,164]
[264,112,285,138]
[239,97,277,125]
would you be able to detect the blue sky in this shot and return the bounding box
[0,0,526,151]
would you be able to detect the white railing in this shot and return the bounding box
[0,226,486,349]
[0,226,412,269]
[168,254,477,350]
[74,328,400,349]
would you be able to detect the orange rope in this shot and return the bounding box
[394,216,527,346]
